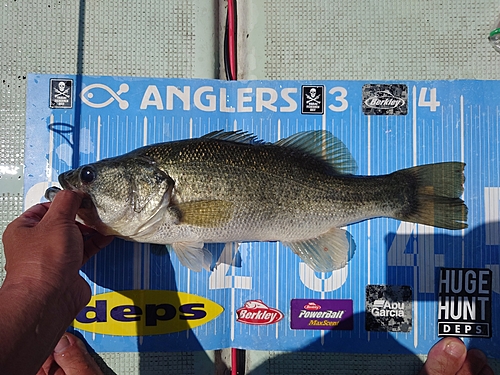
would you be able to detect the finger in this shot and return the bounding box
[12,203,50,227]
[419,337,467,375]
[36,354,57,375]
[2,203,50,246]
[82,234,114,262]
[53,333,103,375]
[75,222,115,262]
[458,349,494,375]
[42,190,83,224]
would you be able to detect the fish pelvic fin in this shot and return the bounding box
[175,200,233,227]
[171,242,212,272]
[394,162,468,230]
[283,228,356,272]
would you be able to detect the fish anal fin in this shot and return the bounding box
[283,228,356,272]
[176,200,233,227]
[172,242,212,272]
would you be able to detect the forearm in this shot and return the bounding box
[0,276,78,375]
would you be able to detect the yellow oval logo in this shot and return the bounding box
[72,290,224,336]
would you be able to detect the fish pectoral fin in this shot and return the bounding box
[283,228,356,272]
[172,242,212,272]
[176,200,233,228]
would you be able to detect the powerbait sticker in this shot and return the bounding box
[362,84,407,115]
[365,285,412,332]
[290,299,353,330]
[438,268,492,338]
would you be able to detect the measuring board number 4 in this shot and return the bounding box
[418,87,440,112]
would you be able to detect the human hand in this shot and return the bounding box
[36,333,103,375]
[419,337,494,375]
[2,189,114,316]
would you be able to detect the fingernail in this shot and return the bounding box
[54,334,70,353]
[444,340,466,358]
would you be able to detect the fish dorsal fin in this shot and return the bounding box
[282,227,356,272]
[275,130,357,175]
[171,242,212,272]
[201,130,267,145]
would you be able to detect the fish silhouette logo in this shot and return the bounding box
[80,83,130,109]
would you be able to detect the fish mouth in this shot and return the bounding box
[58,171,77,190]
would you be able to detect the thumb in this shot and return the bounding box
[419,337,467,375]
[52,333,103,375]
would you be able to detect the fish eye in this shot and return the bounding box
[80,166,96,184]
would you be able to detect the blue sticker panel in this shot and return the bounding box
[25,75,500,356]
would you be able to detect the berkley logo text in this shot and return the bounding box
[236,300,284,325]
[364,90,405,109]
[304,302,321,311]
[73,290,224,336]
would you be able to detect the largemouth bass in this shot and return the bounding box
[47,130,468,272]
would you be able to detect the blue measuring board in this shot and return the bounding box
[25,75,500,356]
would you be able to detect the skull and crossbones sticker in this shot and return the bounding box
[50,79,73,108]
[301,85,324,114]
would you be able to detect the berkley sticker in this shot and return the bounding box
[236,300,284,325]
[290,299,353,330]
[362,84,408,115]
[72,290,224,336]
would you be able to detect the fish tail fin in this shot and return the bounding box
[394,162,468,230]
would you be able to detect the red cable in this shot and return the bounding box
[227,0,237,80]
[231,347,238,375]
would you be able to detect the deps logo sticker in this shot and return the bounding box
[73,290,224,336]
[236,300,284,325]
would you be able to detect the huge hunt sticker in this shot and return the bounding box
[438,268,492,338]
